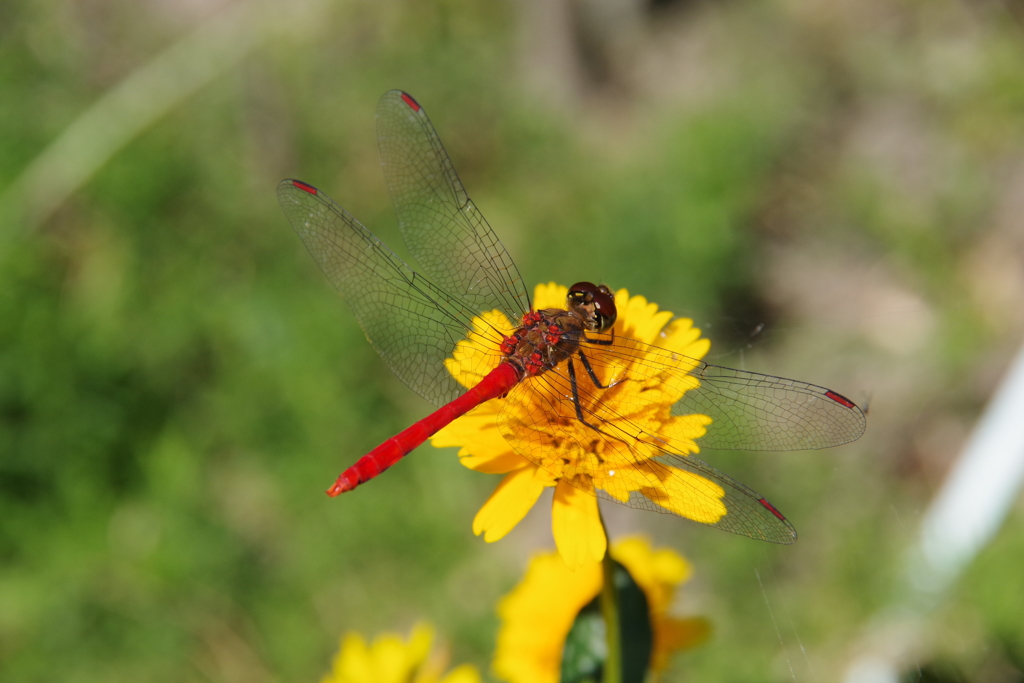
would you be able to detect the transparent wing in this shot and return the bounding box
[277,179,508,407]
[493,332,864,542]
[498,367,798,544]
[619,451,798,544]
[677,364,864,449]
[578,334,867,451]
[375,90,531,323]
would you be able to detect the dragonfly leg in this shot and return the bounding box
[583,328,615,346]
[577,350,609,389]
[568,358,612,434]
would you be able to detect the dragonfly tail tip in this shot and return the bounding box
[327,474,357,497]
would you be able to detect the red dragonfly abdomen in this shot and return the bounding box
[327,362,523,496]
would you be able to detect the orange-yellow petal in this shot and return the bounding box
[472,467,546,542]
[653,617,711,673]
[551,480,607,569]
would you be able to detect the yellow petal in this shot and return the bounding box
[493,551,602,683]
[533,282,568,309]
[406,624,434,671]
[472,467,546,541]
[551,480,606,569]
[614,290,675,344]
[369,633,418,683]
[657,318,711,363]
[595,461,654,492]
[437,664,483,683]
[606,538,706,676]
[641,465,727,524]
[611,538,691,624]
[491,536,706,683]
[431,402,513,471]
[432,282,716,570]
[324,625,479,683]
[658,412,712,454]
[430,405,501,450]
[649,545,692,586]
[445,310,514,389]
[527,461,560,487]
[327,632,371,683]
[460,450,530,474]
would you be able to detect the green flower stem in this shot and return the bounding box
[599,512,622,683]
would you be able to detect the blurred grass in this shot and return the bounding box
[3,0,1024,681]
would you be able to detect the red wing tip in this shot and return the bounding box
[400,92,421,112]
[825,390,857,409]
[758,497,787,521]
[291,180,318,195]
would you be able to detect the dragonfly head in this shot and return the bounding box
[567,282,617,333]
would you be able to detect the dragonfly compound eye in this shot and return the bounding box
[567,282,617,332]
[592,285,616,332]
[567,281,598,311]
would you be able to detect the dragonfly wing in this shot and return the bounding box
[579,335,867,451]
[604,452,798,544]
[278,179,507,407]
[497,370,797,544]
[375,90,531,323]
[492,330,865,541]
[677,362,866,450]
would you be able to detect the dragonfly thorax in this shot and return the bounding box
[501,309,588,377]
[500,283,616,378]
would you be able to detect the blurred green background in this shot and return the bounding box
[3,0,1024,680]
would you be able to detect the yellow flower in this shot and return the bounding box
[321,623,481,683]
[493,536,709,683]
[430,283,713,569]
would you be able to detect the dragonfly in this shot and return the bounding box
[277,90,866,544]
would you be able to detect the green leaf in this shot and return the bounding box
[560,559,653,683]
